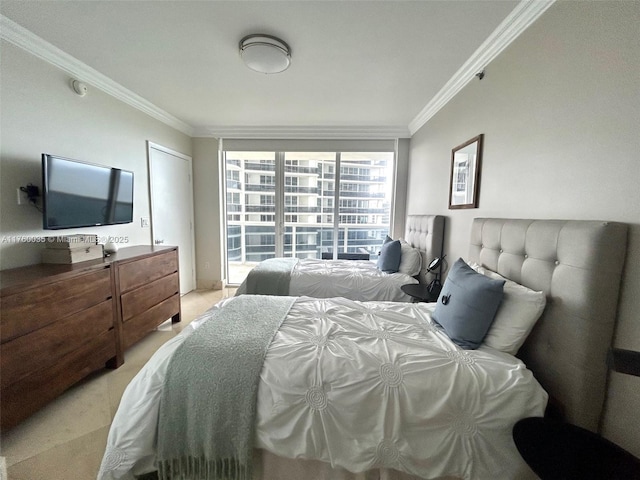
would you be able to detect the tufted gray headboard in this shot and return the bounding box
[404,215,445,284]
[468,218,628,432]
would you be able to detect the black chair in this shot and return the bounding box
[513,417,640,480]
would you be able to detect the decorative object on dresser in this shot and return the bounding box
[41,233,104,264]
[103,240,119,254]
[44,233,98,249]
[0,245,180,430]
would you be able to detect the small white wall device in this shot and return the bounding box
[71,79,88,97]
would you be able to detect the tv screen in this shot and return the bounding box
[42,154,134,230]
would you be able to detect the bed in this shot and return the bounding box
[234,215,445,302]
[98,217,628,480]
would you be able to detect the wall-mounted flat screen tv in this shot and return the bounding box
[42,154,134,230]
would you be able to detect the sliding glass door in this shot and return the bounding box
[225,151,277,284]
[283,152,335,259]
[224,148,395,285]
[337,152,394,257]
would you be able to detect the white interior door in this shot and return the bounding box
[147,142,195,294]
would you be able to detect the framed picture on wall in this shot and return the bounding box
[448,134,483,209]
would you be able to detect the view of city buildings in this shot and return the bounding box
[224,151,395,284]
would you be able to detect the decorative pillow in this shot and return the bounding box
[468,262,546,355]
[398,240,422,276]
[377,235,392,256]
[432,258,505,350]
[377,238,402,273]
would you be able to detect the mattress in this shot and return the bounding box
[98,296,547,480]
[290,258,418,301]
[237,258,419,302]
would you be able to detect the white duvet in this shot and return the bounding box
[289,258,418,301]
[98,296,547,480]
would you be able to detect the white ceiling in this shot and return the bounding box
[1,0,543,138]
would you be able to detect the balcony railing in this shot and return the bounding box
[284,186,318,194]
[245,184,276,192]
[338,175,387,182]
[285,165,318,174]
[322,190,386,198]
[245,205,275,213]
[285,206,320,213]
[338,208,387,214]
[243,206,322,214]
[244,162,275,171]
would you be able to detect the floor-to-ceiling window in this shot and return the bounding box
[222,141,396,285]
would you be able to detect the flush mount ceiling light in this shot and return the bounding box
[239,34,291,74]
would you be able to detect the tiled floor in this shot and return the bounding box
[0,288,236,480]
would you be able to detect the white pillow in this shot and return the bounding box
[468,262,546,355]
[398,240,422,276]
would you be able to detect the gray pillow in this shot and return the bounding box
[432,258,505,349]
[377,238,402,273]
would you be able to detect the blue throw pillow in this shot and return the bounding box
[377,238,402,273]
[432,258,505,349]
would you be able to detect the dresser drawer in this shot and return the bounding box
[1,299,115,389]
[120,272,179,323]
[117,250,178,293]
[0,328,116,430]
[122,294,180,349]
[1,267,112,343]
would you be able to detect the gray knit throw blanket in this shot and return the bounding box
[156,295,296,480]
[244,257,298,295]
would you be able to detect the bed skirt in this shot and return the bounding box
[136,450,465,480]
[254,450,465,480]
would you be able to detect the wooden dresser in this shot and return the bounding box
[110,246,181,349]
[0,245,180,430]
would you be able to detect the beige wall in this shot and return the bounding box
[0,41,192,270]
[407,1,640,454]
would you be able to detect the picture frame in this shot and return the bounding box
[448,134,483,209]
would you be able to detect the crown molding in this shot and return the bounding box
[193,125,411,139]
[1,14,405,141]
[2,0,554,141]
[408,0,555,135]
[0,15,195,136]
